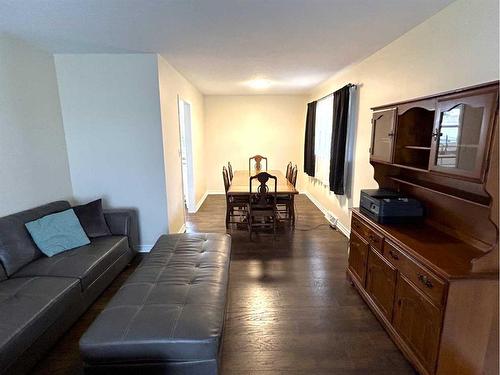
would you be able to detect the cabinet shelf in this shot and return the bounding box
[372,160,430,173]
[404,146,431,150]
[389,176,490,208]
[392,163,429,172]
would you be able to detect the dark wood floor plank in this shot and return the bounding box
[32,193,416,375]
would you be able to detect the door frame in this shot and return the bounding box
[177,96,196,213]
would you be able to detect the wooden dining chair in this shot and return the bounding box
[223,166,246,228]
[285,162,293,181]
[277,165,298,227]
[249,155,268,172]
[228,161,234,181]
[247,171,278,239]
[290,165,298,187]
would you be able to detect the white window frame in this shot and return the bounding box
[314,94,334,186]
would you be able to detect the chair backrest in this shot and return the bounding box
[228,161,233,181]
[285,162,293,181]
[249,154,268,172]
[290,165,298,187]
[249,172,277,207]
[222,166,230,194]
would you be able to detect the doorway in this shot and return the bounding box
[177,97,195,215]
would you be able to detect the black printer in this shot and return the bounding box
[360,189,424,224]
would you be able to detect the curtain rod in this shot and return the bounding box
[315,83,356,102]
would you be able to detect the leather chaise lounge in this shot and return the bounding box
[0,201,137,375]
[80,233,232,375]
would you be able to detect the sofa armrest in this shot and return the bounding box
[104,209,138,252]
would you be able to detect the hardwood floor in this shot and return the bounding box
[190,194,416,375]
[32,194,416,374]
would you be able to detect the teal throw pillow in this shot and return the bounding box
[25,209,90,257]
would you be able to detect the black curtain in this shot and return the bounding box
[303,101,317,177]
[329,85,351,194]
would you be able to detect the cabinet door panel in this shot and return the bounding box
[393,275,442,374]
[348,232,369,286]
[366,249,397,321]
[429,86,498,180]
[370,108,397,163]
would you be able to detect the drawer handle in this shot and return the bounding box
[418,274,434,289]
[388,250,399,260]
[368,234,379,243]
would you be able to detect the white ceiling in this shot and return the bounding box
[0,0,455,94]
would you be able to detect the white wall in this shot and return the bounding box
[54,54,168,250]
[0,34,72,216]
[304,0,499,232]
[157,55,206,233]
[204,95,307,192]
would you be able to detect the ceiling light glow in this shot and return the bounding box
[246,78,273,90]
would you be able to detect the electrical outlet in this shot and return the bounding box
[324,212,338,227]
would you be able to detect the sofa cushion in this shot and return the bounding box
[0,201,70,276]
[80,233,231,365]
[0,276,80,373]
[73,199,112,238]
[13,236,129,291]
[25,209,90,257]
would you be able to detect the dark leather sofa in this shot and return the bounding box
[80,233,231,375]
[0,200,138,374]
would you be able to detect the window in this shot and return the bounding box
[314,94,333,186]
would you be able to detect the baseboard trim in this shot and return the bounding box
[137,244,153,252]
[335,220,350,238]
[206,190,225,195]
[304,191,328,216]
[191,191,208,213]
[304,191,350,238]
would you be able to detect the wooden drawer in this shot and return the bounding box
[348,232,370,287]
[351,215,384,252]
[384,241,446,307]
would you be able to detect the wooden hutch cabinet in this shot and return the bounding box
[349,81,499,375]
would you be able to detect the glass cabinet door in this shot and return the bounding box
[429,87,498,180]
[370,108,397,163]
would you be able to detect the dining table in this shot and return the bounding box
[228,169,298,196]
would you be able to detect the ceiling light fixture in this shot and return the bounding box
[246,78,273,90]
